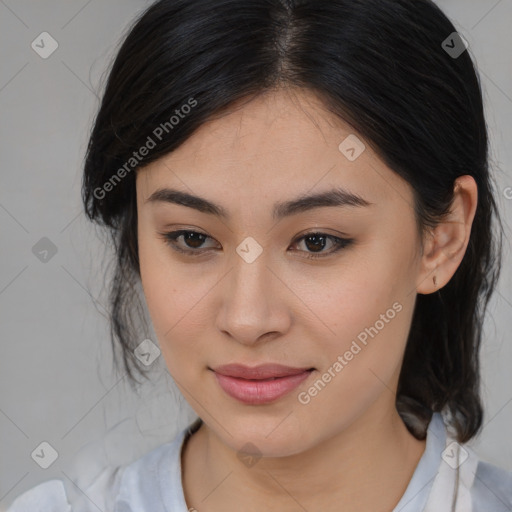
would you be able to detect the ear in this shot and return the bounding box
[416,175,478,295]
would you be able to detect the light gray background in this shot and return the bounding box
[1,0,511,509]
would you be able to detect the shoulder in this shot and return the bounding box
[6,464,127,512]
[113,426,193,511]
[114,437,179,506]
[6,479,70,512]
[471,458,512,511]
[6,428,191,512]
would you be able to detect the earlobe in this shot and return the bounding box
[416,175,478,295]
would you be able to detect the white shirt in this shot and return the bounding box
[6,412,512,511]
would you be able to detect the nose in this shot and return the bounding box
[215,250,291,346]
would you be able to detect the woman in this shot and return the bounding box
[8,0,512,510]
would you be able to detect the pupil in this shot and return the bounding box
[305,234,326,252]
[185,232,205,248]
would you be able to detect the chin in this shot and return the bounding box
[214,417,312,458]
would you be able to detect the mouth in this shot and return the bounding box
[211,363,315,380]
[210,366,315,405]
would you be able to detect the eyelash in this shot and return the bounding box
[157,229,354,260]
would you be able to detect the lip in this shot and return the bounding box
[211,364,314,405]
[212,363,314,379]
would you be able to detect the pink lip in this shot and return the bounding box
[211,364,314,405]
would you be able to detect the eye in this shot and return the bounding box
[289,232,354,259]
[158,229,219,257]
[157,229,354,259]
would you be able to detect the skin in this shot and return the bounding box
[135,87,478,511]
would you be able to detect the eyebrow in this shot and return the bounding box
[146,186,373,221]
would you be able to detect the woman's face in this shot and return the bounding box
[136,88,426,456]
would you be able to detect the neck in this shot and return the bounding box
[182,397,427,512]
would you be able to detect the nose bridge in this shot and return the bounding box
[229,246,273,315]
[217,243,288,343]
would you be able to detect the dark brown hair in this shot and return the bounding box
[82,0,504,442]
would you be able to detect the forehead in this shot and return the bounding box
[136,88,414,216]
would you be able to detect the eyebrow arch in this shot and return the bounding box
[146,186,373,221]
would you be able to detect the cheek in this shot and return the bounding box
[138,228,181,344]
[137,228,214,372]
[302,241,415,385]
[296,274,412,434]
[298,251,406,341]
[138,221,184,318]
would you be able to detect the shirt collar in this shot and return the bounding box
[392,412,448,511]
[158,412,459,512]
